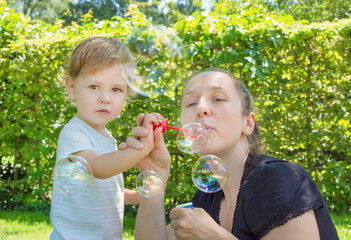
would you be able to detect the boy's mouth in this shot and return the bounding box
[97,109,110,114]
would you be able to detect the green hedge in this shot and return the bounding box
[0,1,350,214]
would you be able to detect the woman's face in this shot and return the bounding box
[181,72,248,157]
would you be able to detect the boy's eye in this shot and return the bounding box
[89,85,98,90]
[112,88,121,93]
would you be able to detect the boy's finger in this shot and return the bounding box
[126,136,144,150]
[131,126,149,137]
[118,142,128,150]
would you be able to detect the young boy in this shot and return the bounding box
[50,37,163,240]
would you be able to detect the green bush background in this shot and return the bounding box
[0,1,350,214]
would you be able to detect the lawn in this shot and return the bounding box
[0,210,134,240]
[0,210,350,239]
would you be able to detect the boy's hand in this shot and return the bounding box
[119,127,149,151]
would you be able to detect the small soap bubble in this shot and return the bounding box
[176,123,208,154]
[191,155,227,193]
[120,25,186,97]
[55,155,93,196]
[136,171,164,198]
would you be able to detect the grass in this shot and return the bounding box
[331,213,351,240]
[0,210,350,239]
[0,210,135,240]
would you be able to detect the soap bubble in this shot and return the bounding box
[120,25,186,97]
[176,123,208,154]
[136,170,164,198]
[55,155,93,196]
[191,155,227,193]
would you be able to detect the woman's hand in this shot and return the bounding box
[169,207,218,240]
[169,207,237,240]
[119,113,171,182]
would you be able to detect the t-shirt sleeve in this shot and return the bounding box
[56,123,94,161]
[241,161,325,238]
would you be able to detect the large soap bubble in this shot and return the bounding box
[120,25,186,97]
[191,155,227,193]
[55,155,94,196]
[136,170,164,198]
[176,123,208,154]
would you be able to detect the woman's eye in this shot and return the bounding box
[214,97,225,102]
[186,102,197,107]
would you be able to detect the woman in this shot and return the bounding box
[125,69,338,240]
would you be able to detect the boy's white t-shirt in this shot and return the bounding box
[50,117,124,240]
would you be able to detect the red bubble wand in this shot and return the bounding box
[153,119,198,139]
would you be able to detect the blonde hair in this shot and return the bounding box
[184,69,263,156]
[67,36,132,82]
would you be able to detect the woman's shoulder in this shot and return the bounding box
[246,154,310,181]
[242,154,322,204]
[239,155,326,238]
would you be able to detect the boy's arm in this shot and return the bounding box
[75,146,150,179]
[124,189,141,205]
[75,114,163,179]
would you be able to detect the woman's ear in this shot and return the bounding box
[65,77,75,100]
[243,112,255,135]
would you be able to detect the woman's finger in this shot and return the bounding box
[136,113,145,126]
[169,207,183,220]
[142,114,159,129]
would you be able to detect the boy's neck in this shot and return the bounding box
[75,115,112,140]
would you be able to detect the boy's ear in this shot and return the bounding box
[65,77,75,100]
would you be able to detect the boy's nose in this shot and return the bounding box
[196,98,211,118]
[98,91,111,104]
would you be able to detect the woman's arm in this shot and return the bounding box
[126,113,171,239]
[135,193,169,240]
[262,210,320,240]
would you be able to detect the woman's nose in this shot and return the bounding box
[196,98,211,118]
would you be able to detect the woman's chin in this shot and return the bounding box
[196,148,217,157]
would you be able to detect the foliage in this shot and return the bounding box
[263,0,351,23]
[0,0,350,215]
[130,0,202,26]
[214,0,351,23]
[6,0,72,23]
[60,0,130,25]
